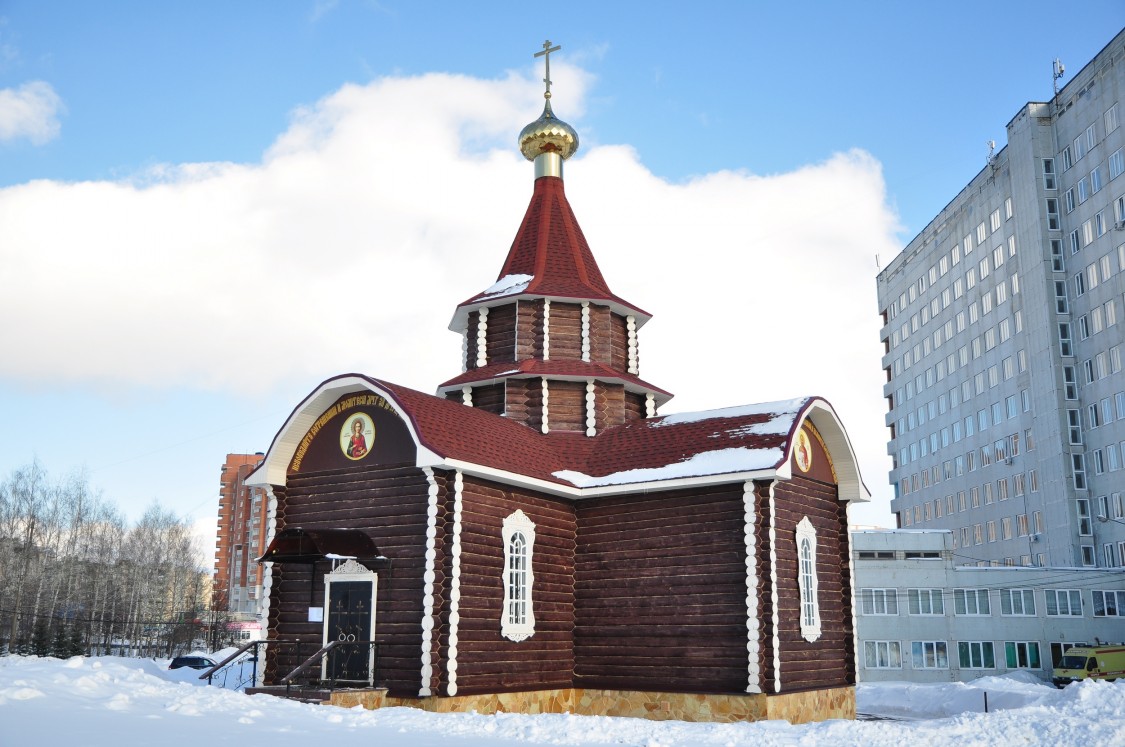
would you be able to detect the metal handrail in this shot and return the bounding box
[199,639,294,686]
[282,639,379,695]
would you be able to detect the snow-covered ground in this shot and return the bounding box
[1,655,1123,746]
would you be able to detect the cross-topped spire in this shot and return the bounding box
[534,40,561,99]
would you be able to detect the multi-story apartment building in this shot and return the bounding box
[877,29,1125,568]
[853,530,1125,683]
[214,452,268,618]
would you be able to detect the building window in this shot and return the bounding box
[1000,589,1036,616]
[864,640,902,669]
[1071,452,1089,492]
[1005,641,1042,669]
[1042,159,1056,190]
[1111,148,1124,180]
[500,509,536,642]
[1077,498,1093,535]
[1081,545,1096,566]
[1092,590,1125,616]
[907,588,944,615]
[958,641,996,669]
[1044,589,1080,616]
[1059,323,1073,357]
[795,516,821,641]
[954,589,991,615]
[858,588,899,616]
[912,641,949,669]
[1047,198,1060,230]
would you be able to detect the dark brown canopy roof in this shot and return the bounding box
[258,527,383,564]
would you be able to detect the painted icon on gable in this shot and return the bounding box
[341,413,375,460]
[794,428,813,473]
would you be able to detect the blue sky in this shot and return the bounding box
[1,2,1123,550]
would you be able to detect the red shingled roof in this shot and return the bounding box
[437,359,673,401]
[373,377,809,486]
[457,176,648,317]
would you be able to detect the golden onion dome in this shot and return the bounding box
[518,98,579,162]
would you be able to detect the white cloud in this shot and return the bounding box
[0,63,901,522]
[0,80,63,144]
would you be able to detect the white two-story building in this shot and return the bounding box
[853,529,1125,682]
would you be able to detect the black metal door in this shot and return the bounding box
[325,581,372,682]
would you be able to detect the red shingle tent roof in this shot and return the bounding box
[451,176,649,329]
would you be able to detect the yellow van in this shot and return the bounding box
[1052,645,1125,687]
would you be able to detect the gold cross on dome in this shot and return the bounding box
[534,40,561,99]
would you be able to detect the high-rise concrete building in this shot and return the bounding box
[877,30,1125,568]
[214,453,268,618]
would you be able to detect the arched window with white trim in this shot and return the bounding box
[795,516,822,641]
[501,510,535,641]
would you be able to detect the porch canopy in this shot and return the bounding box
[258,527,385,566]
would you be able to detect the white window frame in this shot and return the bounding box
[860,588,899,616]
[907,588,944,615]
[958,641,995,669]
[1093,590,1125,616]
[1044,589,1080,616]
[911,640,949,669]
[1000,588,1036,616]
[1004,641,1042,669]
[795,516,821,642]
[500,509,536,642]
[863,640,902,669]
[954,588,991,616]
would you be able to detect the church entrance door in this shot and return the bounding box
[321,562,377,685]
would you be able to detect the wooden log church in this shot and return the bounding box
[248,42,869,724]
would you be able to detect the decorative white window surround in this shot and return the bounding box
[461,386,472,407]
[447,471,464,695]
[795,516,823,642]
[501,509,536,642]
[626,315,638,374]
[742,481,762,693]
[542,300,551,361]
[645,392,656,418]
[419,467,440,696]
[581,301,591,362]
[768,480,781,693]
[585,379,597,437]
[475,308,488,368]
[540,379,550,434]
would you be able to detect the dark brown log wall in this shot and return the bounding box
[548,302,582,360]
[609,313,629,372]
[624,391,647,422]
[516,300,544,361]
[592,382,626,431]
[485,304,517,364]
[443,476,576,695]
[504,379,533,428]
[548,380,585,432]
[466,311,480,371]
[264,463,437,697]
[574,485,750,693]
[588,305,612,365]
[767,473,853,693]
[471,383,505,415]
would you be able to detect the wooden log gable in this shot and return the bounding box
[264,464,435,696]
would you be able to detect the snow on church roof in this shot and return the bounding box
[478,273,534,300]
[255,376,868,499]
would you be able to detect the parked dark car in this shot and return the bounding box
[168,656,217,670]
